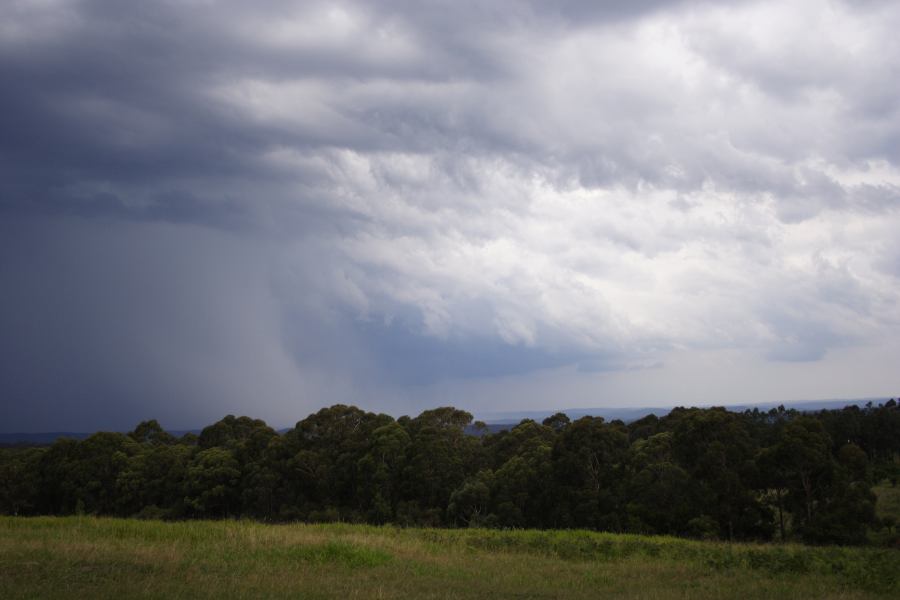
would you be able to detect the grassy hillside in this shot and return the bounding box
[1,517,897,599]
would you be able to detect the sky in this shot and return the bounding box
[2,0,900,432]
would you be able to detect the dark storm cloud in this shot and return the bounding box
[0,0,719,215]
[4,0,893,217]
[0,215,310,431]
[2,0,899,429]
[353,318,588,385]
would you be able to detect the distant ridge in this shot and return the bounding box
[2,397,893,444]
[475,397,892,427]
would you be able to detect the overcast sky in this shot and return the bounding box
[2,0,899,431]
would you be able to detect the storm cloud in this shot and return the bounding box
[2,0,899,430]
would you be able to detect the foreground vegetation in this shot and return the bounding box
[0,517,897,599]
[2,401,898,546]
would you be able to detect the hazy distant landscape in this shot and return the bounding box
[2,397,889,445]
[478,397,893,427]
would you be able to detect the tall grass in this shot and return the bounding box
[1,516,897,599]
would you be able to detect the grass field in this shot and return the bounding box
[1,517,897,599]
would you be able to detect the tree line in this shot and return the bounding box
[1,401,898,545]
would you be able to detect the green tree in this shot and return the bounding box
[483,420,556,527]
[116,443,193,518]
[0,448,44,515]
[400,407,480,525]
[185,447,241,517]
[624,432,695,535]
[128,420,175,446]
[448,470,493,526]
[551,416,628,530]
[286,405,393,520]
[357,421,410,523]
[669,408,771,540]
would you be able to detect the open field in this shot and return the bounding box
[1,517,897,599]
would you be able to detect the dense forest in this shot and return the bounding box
[2,401,898,546]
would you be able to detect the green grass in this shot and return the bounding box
[874,482,900,523]
[1,517,897,599]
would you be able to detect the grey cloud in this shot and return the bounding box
[353,318,586,385]
[0,216,314,430]
[2,0,900,429]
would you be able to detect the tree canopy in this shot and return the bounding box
[2,400,898,546]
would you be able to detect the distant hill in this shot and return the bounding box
[474,397,892,429]
[2,397,893,444]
